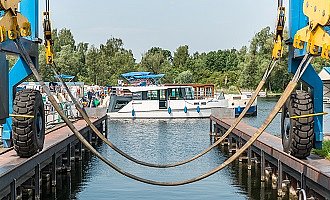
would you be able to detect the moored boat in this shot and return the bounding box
[107,72,257,119]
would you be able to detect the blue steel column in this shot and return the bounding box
[288,0,323,149]
[2,0,39,147]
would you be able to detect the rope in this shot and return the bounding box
[15,36,313,185]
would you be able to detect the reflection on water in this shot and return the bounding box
[43,98,330,200]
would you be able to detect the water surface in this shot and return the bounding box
[44,98,330,200]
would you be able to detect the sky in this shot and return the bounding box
[40,0,279,61]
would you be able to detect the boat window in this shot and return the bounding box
[114,100,129,111]
[168,88,184,100]
[160,90,166,100]
[185,88,194,100]
[148,90,158,100]
[201,102,207,105]
[206,87,213,97]
[233,96,242,100]
[133,92,142,100]
[142,91,148,100]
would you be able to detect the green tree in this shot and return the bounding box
[173,45,189,71]
[175,70,194,84]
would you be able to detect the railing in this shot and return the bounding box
[45,101,79,129]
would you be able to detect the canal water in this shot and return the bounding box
[44,98,330,200]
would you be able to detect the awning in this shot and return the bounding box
[54,74,75,81]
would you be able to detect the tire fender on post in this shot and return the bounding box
[12,89,45,158]
[281,90,314,159]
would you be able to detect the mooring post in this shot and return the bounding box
[10,179,17,200]
[247,147,252,170]
[248,170,252,196]
[88,129,92,144]
[209,119,213,136]
[277,160,283,197]
[300,172,306,191]
[65,144,72,172]
[105,118,108,139]
[260,181,265,200]
[51,154,57,187]
[238,161,242,185]
[34,164,41,200]
[71,143,76,162]
[76,141,83,161]
[261,150,265,182]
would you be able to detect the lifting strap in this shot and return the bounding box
[16,37,313,185]
[40,0,286,169]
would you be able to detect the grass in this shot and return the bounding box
[312,140,330,160]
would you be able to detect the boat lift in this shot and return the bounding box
[0,0,329,188]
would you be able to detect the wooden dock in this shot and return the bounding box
[210,116,330,199]
[0,115,107,199]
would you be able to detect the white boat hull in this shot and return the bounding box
[107,108,213,119]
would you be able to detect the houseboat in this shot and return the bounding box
[107,72,257,119]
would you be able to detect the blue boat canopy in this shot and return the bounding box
[121,72,164,85]
[54,74,75,80]
[121,72,164,79]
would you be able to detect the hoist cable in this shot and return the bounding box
[15,36,312,185]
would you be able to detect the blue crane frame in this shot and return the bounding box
[1,0,39,147]
[288,0,323,149]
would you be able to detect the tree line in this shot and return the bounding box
[38,27,329,93]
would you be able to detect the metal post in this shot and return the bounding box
[261,150,265,182]
[247,147,252,170]
[260,181,265,200]
[300,172,306,191]
[209,119,213,137]
[76,141,83,161]
[248,170,252,196]
[88,130,92,144]
[65,144,71,172]
[10,179,17,200]
[34,164,41,200]
[238,162,242,185]
[51,154,56,187]
[277,161,283,197]
[105,118,108,139]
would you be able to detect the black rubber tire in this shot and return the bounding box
[281,90,314,159]
[12,89,45,158]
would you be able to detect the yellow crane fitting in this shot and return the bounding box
[293,0,330,59]
[43,0,54,65]
[0,0,31,42]
[272,6,286,59]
